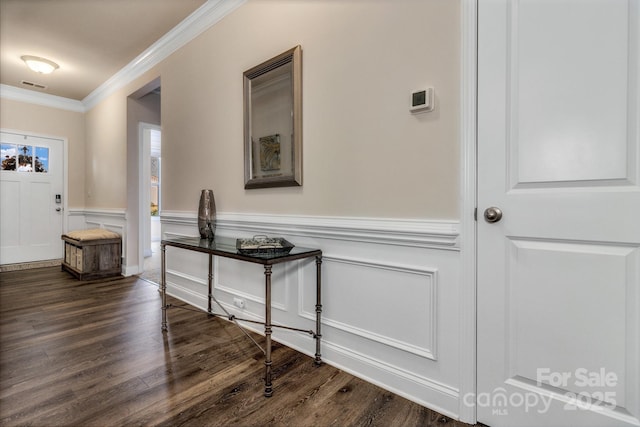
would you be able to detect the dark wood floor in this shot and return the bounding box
[0,267,473,427]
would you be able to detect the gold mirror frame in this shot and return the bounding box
[243,46,302,189]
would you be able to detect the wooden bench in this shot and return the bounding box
[61,229,122,280]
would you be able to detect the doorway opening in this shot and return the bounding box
[140,124,161,284]
[125,78,160,278]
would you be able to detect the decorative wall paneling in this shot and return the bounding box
[66,209,86,232]
[161,212,463,418]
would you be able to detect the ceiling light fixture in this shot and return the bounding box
[21,55,59,74]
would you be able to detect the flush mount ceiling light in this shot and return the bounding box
[21,55,59,74]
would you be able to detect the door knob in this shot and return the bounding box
[56,207,62,212]
[484,207,502,223]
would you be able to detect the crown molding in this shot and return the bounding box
[1,0,246,113]
[0,84,85,113]
[82,0,246,110]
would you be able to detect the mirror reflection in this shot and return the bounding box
[244,46,302,189]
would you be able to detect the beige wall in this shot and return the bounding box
[0,97,85,208]
[89,0,462,219]
[84,94,128,208]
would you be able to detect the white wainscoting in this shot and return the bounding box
[66,209,87,233]
[161,211,463,418]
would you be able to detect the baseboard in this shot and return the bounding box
[0,259,62,272]
[123,264,140,277]
[320,341,460,419]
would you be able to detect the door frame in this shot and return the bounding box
[139,122,161,263]
[0,127,69,239]
[459,0,478,424]
[125,77,160,276]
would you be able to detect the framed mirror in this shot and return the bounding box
[243,45,302,189]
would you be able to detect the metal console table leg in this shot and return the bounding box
[315,255,322,365]
[264,264,273,397]
[161,243,167,332]
[207,254,213,315]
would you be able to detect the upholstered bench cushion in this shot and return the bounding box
[64,228,120,241]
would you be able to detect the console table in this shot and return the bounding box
[160,236,322,397]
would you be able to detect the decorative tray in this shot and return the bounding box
[236,235,295,256]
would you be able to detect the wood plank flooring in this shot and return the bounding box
[0,267,474,427]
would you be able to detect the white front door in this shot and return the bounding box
[1,131,64,264]
[477,1,640,426]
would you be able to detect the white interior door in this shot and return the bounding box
[1,131,64,264]
[477,1,640,426]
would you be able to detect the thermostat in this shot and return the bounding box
[410,87,434,113]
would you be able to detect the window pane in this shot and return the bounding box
[1,144,17,170]
[17,145,33,172]
[151,156,159,182]
[35,146,49,173]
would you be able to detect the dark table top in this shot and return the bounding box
[161,236,322,265]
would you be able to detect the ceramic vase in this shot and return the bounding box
[197,189,216,240]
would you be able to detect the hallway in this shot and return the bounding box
[0,266,472,427]
[139,240,160,285]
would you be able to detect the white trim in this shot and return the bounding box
[83,208,127,219]
[66,209,85,217]
[82,0,246,110]
[300,255,438,361]
[459,0,478,424]
[161,211,197,227]
[326,339,459,398]
[63,135,69,235]
[66,208,85,231]
[123,264,140,277]
[67,208,127,222]
[161,211,460,250]
[1,0,245,112]
[167,268,208,288]
[322,340,460,420]
[0,84,85,112]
